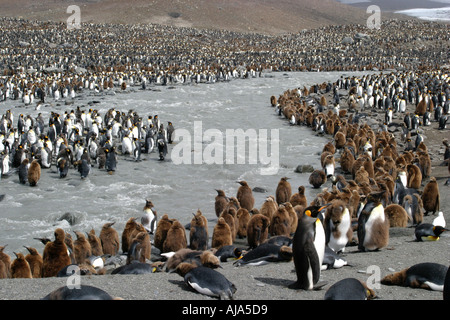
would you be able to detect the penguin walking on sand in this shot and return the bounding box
[357,191,389,252]
[176,262,236,300]
[324,278,376,300]
[415,223,448,242]
[289,212,326,290]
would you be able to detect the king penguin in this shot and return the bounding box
[289,212,326,290]
[415,223,448,241]
[141,199,157,234]
[324,278,376,300]
[381,262,448,291]
[357,191,389,252]
[176,262,236,300]
[11,252,32,278]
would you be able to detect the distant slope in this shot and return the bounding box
[337,0,450,11]
[0,0,408,34]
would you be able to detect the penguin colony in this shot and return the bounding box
[269,68,450,298]
[0,18,449,301]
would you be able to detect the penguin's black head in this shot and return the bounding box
[433,226,449,236]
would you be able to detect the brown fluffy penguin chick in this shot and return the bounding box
[42,228,71,277]
[236,181,255,211]
[309,170,327,189]
[236,208,251,239]
[87,229,104,257]
[421,177,440,215]
[246,214,270,249]
[385,204,410,227]
[27,159,41,186]
[260,196,278,221]
[283,202,298,234]
[99,222,120,256]
[276,177,292,205]
[211,217,233,250]
[189,209,209,251]
[121,217,139,253]
[73,231,92,265]
[11,252,32,278]
[290,186,307,208]
[220,207,238,242]
[0,261,7,279]
[24,246,43,278]
[163,220,187,253]
[215,189,229,218]
[127,231,151,264]
[154,214,174,251]
[407,164,422,190]
[0,245,11,278]
[269,205,291,237]
[340,147,355,174]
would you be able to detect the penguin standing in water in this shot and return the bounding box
[289,212,326,290]
[156,130,168,160]
[77,159,90,179]
[167,121,175,144]
[18,158,29,184]
[105,146,117,174]
[176,262,236,300]
[27,159,41,187]
[357,191,389,252]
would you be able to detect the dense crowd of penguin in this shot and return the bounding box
[0,17,449,301]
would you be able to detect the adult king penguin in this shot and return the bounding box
[289,212,326,290]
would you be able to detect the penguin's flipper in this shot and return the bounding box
[304,237,322,286]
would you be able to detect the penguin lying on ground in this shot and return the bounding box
[381,262,448,291]
[42,285,121,300]
[176,262,236,300]
[233,242,293,266]
[324,278,376,300]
